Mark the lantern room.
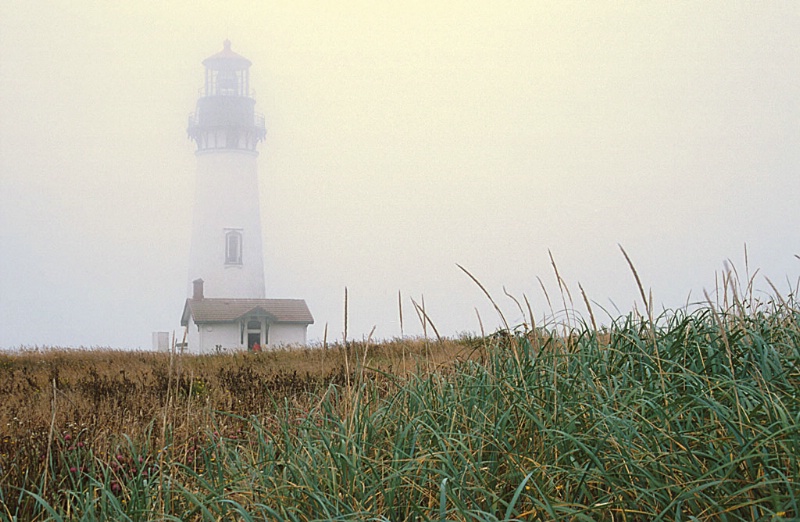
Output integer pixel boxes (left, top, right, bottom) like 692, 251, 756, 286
202, 39, 252, 97
187, 40, 266, 152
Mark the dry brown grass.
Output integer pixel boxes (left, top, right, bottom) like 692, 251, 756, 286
0, 337, 478, 505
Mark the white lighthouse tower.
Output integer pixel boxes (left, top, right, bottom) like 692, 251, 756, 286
180, 40, 314, 353
187, 40, 267, 298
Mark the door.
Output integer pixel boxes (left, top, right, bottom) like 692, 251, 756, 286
247, 319, 262, 351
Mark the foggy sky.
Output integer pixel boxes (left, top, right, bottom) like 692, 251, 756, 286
1, 3, 799, 349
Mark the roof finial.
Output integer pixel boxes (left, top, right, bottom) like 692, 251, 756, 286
223, 39, 231, 51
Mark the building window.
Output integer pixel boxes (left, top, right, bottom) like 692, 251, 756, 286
225, 229, 242, 265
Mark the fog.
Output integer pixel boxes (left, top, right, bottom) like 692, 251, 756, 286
1, 3, 799, 349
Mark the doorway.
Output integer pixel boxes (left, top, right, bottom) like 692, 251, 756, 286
246, 318, 268, 350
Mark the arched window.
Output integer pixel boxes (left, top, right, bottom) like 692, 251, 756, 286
225, 229, 242, 265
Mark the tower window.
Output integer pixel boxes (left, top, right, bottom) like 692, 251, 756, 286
225, 229, 243, 265
218, 70, 237, 96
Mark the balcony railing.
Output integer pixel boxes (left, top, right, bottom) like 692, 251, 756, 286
187, 108, 266, 132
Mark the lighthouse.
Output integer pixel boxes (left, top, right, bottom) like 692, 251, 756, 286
187, 39, 267, 298
181, 40, 313, 353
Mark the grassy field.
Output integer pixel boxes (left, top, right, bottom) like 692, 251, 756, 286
1, 286, 799, 520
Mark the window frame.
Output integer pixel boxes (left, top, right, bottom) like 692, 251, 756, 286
224, 228, 243, 265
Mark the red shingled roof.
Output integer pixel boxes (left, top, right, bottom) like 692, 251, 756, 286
181, 298, 313, 327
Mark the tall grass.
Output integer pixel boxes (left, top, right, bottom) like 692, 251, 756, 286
2, 291, 799, 520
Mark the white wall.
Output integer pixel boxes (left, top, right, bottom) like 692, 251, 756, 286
186, 317, 243, 354
198, 322, 244, 354
268, 323, 308, 347
185, 317, 200, 353
185, 318, 309, 353
188, 149, 266, 299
